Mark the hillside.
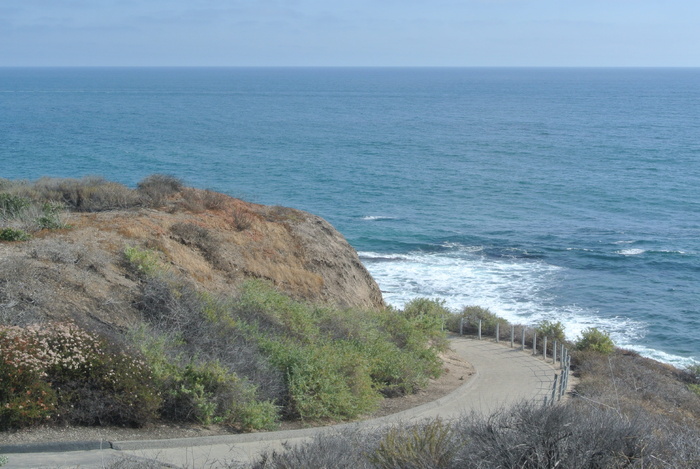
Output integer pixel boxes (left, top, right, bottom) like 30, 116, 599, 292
0, 177, 383, 331
1, 176, 451, 433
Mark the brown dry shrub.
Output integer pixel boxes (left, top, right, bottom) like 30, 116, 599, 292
201, 189, 229, 210
178, 188, 207, 213
28, 237, 110, 272
169, 222, 230, 271
16, 176, 143, 212
136, 174, 184, 207
231, 205, 256, 231
573, 349, 700, 428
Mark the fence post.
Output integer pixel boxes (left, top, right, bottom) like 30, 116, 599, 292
478, 320, 482, 340
560, 343, 565, 369
560, 354, 570, 398
543, 336, 547, 361
551, 373, 559, 405
532, 332, 537, 356
521, 327, 526, 351
459, 317, 464, 336
558, 368, 565, 399
510, 325, 514, 348
553, 340, 557, 364
495, 323, 500, 343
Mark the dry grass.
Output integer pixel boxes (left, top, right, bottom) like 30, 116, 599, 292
136, 174, 184, 207
572, 348, 700, 429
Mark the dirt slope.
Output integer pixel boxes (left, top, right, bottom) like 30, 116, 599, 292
0, 189, 383, 332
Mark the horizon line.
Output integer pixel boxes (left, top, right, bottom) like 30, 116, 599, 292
2, 65, 700, 69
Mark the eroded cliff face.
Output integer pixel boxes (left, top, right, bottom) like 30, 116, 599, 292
0, 189, 384, 331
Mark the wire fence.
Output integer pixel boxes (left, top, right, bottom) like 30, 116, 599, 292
458, 318, 571, 406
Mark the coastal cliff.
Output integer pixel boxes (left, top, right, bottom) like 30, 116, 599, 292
0, 182, 384, 331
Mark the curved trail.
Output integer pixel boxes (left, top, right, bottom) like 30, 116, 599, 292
2, 338, 562, 468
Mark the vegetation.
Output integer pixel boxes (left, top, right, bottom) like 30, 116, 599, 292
0, 322, 159, 429
446, 305, 508, 336
0, 227, 31, 241
576, 327, 615, 354
0, 174, 219, 215
241, 402, 700, 469
3, 175, 699, 469
0, 232, 446, 431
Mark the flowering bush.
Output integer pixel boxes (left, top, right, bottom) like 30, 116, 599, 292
0, 325, 57, 428
0, 322, 161, 429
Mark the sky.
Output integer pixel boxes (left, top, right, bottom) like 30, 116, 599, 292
1, 0, 699, 67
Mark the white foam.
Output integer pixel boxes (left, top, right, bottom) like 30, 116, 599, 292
359, 248, 696, 365
621, 345, 698, 369
361, 248, 564, 321
616, 248, 646, 256
361, 215, 395, 221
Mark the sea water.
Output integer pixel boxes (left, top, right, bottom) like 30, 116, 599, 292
1, 67, 698, 367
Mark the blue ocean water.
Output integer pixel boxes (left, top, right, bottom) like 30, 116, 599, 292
1, 67, 699, 367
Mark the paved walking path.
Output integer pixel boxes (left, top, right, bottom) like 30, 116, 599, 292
1, 338, 564, 469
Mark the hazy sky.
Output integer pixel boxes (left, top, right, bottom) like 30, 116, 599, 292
2, 0, 699, 67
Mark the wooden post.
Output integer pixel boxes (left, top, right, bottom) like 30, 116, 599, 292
560, 343, 565, 369
551, 373, 559, 405
559, 369, 565, 399
495, 323, 500, 343
553, 340, 557, 364
459, 317, 464, 336
533, 332, 537, 355
521, 327, 526, 351
478, 320, 482, 340
543, 336, 548, 361
510, 325, 515, 348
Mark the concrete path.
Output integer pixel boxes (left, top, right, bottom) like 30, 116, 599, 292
1, 338, 563, 469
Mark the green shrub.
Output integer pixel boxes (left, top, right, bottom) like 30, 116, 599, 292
36, 202, 66, 229
0, 193, 30, 218
403, 298, 451, 342
0, 192, 66, 233
369, 419, 457, 469
132, 278, 447, 425
535, 320, 565, 341
236, 399, 279, 431
447, 305, 508, 336
158, 360, 278, 430
535, 320, 566, 353
689, 384, 700, 398
236, 279, 321, 341
0, 228, 30, 241
130, 325, 278, 430
576, 327, 615, 354
263, 339, 380, 420
124, 246, 164, 277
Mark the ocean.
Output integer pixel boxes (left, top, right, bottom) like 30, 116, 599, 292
1, 67, 698, 367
